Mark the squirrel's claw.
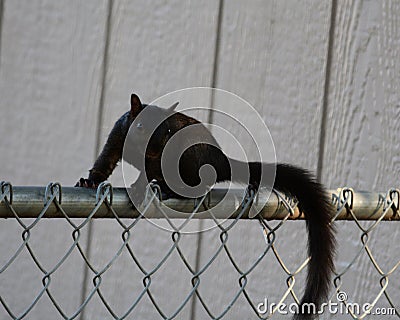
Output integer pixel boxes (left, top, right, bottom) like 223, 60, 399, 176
75, 177, 98, 189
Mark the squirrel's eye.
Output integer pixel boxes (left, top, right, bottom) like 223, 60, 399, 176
167, 128, 171, 134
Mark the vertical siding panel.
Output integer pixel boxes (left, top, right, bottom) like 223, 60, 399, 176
0, 1, 107, 318
82, 1, 219, 319
322, 0, 400, 316
194, 1, 332, 319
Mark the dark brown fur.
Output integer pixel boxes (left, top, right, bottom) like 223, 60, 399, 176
77, 94, 336, 319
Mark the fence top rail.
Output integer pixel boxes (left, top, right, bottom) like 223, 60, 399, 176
0, 184, 399, 221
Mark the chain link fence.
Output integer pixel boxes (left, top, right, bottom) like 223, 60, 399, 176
1, 181, 399, 319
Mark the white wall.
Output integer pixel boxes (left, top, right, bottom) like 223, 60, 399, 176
0, 1, 399, 319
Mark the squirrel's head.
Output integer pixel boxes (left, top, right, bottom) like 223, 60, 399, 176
125, 93, 180, 157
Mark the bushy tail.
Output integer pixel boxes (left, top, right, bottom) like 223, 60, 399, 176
221, 159, 336, 319
272, 164, 336, 319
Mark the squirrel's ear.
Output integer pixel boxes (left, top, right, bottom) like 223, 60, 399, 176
168, 101, 179, 111
130, 94, 143, 115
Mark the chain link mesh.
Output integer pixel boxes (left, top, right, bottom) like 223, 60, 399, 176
0, 181, 399, 319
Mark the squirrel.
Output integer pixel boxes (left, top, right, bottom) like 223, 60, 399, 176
76, 94, 336, 319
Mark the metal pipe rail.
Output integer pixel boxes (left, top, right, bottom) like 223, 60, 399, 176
1, 183, 399, 220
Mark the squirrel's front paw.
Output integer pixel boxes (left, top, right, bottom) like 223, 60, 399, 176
75, 178, 98, 189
